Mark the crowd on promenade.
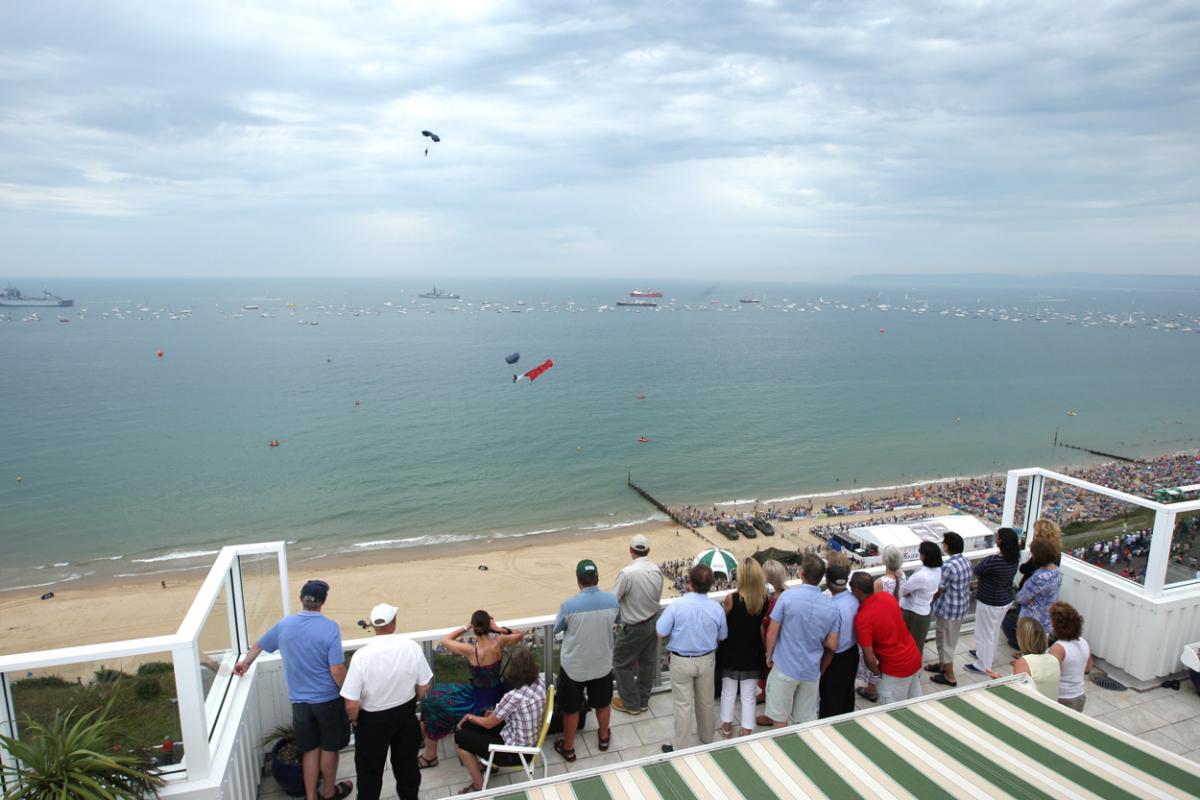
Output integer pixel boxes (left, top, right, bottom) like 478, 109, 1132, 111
231, 514, 1103, 799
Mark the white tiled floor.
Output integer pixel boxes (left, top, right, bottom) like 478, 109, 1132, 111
259, 631, 1200, 799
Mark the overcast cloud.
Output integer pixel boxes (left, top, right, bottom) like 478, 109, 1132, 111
1, 0, 1197, 279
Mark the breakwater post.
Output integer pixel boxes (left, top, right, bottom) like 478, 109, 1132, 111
1055, 439, 1136, 463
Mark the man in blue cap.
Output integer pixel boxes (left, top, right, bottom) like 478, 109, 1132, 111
235, 579, 352, 800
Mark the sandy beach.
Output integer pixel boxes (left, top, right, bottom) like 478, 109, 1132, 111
0, 492, 955, 659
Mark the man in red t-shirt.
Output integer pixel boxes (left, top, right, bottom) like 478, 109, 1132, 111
851, 571, 923, 705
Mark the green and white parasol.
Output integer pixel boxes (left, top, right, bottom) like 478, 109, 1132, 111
693, 547, 737, 577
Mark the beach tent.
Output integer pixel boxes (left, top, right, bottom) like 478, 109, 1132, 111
848, 513, 995, 564
693, 547, 737, 577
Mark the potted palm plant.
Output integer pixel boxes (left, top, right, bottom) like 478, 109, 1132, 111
262, 725, 305, 797
0, 706, 164, 799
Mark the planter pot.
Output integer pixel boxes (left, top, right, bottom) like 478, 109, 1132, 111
270, 738, 306, 797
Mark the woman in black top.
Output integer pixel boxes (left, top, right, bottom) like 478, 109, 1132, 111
965, 528, 1021, 677
718, 557, 768, 737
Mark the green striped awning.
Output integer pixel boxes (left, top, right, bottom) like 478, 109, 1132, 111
480, 679, 1200, 800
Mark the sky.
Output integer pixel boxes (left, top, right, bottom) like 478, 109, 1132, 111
1, 0, 1198, 280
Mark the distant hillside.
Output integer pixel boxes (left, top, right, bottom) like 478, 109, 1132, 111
848, 273, 1200, 290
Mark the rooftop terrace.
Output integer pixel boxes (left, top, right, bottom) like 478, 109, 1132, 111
258, 629, 1200, 800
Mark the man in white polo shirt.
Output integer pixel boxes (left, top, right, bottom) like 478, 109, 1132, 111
341, 603, 433, 800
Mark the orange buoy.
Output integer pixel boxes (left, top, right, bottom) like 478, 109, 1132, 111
269, 440, 280, 447
156, 350, 164, 357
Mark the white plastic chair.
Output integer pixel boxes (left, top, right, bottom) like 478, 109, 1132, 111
481, 684, 554, 789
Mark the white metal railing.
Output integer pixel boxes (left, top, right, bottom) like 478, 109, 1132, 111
0, 542, 290, 799
1002, 467, 1200, 680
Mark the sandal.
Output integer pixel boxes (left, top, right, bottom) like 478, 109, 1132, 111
856, 686, 878, 703
598, 732, 611, 751
739, 728, 754, 738
554, 738, 576, 762
930, 674, 957, 687
721, 723, 734, 739
328, 780, 354, 800
417, 754, 438, 769
460, 786, 481, 795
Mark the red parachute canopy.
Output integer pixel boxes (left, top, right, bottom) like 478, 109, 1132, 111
516, 359, 554, 383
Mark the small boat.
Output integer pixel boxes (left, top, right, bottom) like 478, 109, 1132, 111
715, 522, 739, 541
752, 519, 775, 536
616, 300, 657, 307
638, 436, 650, 443
734, 520, 757, 539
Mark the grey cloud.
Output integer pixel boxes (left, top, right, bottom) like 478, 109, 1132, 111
0, 0, 1197, 277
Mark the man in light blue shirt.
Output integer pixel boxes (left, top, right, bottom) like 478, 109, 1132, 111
656, 564, 728, 751
235, 579, 352, 800
818, 564, 860, 718
765, 555, 838, 726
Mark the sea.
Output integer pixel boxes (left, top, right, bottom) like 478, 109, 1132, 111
2, 276, 1198, 591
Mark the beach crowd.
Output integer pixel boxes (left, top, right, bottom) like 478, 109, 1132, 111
233, 515, 1101, 799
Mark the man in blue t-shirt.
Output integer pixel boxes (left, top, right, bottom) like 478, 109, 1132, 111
765, 554, 838, 726
235, 579, 352, 800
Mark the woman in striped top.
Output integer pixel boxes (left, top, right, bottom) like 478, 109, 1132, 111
966, 528, 1021, 678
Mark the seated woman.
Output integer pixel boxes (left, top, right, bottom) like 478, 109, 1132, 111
418, 610, 525, 768
1012, 617, 1060, 701
1048, 601, 1092, 711
453, 647, 547, 794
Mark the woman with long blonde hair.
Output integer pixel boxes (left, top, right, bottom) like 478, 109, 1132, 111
718, 558, 769, 737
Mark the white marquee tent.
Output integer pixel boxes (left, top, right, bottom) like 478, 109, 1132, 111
847, 513, 995, 563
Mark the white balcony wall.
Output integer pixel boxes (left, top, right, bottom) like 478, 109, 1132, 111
1059, 558, 1200, 681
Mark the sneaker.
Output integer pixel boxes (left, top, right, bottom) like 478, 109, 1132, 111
963, 663, 986, 674
968, 649, 978, 659
612, 698, 643, 715
661, 744, 674, 753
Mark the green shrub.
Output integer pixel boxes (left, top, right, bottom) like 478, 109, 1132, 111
136, 661, 174, 676
13, 675, 72, 690
133, 677, 162, 702
93, 668, 126, 684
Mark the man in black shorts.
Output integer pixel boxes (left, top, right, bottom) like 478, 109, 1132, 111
551, 559, 621, 761
235, 580, 352, 800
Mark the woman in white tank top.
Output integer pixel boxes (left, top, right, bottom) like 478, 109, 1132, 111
1049, 602, 1093, 711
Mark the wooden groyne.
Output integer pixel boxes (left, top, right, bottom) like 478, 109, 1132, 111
627, 473, 694, 529
1054, 434, 1136, 463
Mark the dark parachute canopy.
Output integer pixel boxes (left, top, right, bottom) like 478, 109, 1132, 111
421, 130, 441, 143
505, 352, 520, 365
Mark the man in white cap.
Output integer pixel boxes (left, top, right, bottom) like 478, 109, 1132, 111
611, 533, 664, 715
340, 603, 432, 800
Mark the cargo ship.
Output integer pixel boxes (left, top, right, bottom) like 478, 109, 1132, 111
629, 289, 662, 298
0, 286, 74, 307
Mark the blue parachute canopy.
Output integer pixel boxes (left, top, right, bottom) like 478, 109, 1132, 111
504, 352, 520, 365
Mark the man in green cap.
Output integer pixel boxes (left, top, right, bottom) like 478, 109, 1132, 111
551, 559, 621, 762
